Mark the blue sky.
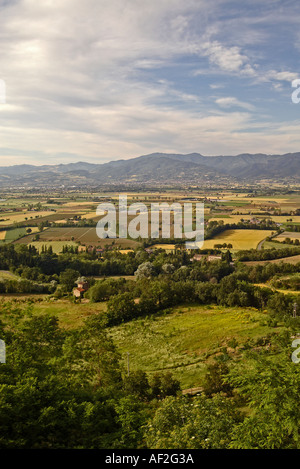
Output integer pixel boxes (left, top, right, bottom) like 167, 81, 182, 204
0, 0, 300, 165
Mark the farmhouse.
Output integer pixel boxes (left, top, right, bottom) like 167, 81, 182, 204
73, 279, 89, 299
73, 287, 86, 299
207, 255, 222, 262
249, 217, 261, 225
191, 254, 222, 262
191, 254, 205, 261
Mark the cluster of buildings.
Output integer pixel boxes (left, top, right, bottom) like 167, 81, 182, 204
73, 278, 89, 299
78, 245, 104, 255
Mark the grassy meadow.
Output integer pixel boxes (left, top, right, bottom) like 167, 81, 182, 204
108, 304, 280, 389
5, 298, 279, 390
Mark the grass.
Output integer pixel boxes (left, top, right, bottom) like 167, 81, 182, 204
109, 304, 278, 389
217, 201, 250, 207
30, 299, 107, 329
0, 270, 20, 281
27, 240, 78, 254
244, 254, 300, 265
6, 298, 279, 389
0, 228, 27, 244
262, 240, 300, 250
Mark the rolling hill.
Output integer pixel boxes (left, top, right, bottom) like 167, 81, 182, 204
0, 151, 299, 188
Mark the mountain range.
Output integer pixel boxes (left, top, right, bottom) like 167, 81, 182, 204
0, 152, 299, 188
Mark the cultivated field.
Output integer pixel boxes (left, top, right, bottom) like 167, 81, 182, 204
244, 254, 300, 265
0, 190, 299, 257
276, 231, 300, 240
13, 226, 141, 249
0, 210, 52, 225
202, 229, 273, 250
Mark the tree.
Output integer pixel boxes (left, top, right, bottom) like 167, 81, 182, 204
144, 394, 242, 449
228, 345, 300, 449
221, 250, 232, 264
106, 292, 138, 325
59, 269, 80, 291
149, 371, 181, 399
161, 263, 175, 275
203, 361, 233, 397
62, 314, 122, 389
134, 262, 155, 279
123, 370, 150, 400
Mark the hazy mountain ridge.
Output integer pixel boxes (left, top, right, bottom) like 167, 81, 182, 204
0, 152, 299, 187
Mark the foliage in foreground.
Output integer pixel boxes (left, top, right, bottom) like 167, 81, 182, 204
0, 300, 299, 449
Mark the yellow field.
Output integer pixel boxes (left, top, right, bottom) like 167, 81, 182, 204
232, 197, 291, 203
152, 244, 176, 251
268, 216, 300, 223
0, 211, 51, 225
231, 209, 267, 215
26, 226, 40, 233
63, 202, 97, 207
208, 215, 254, 223
208, 214, 300, 225
82, 211, 98, 219
0, 231, 6, 240
203, 229, 273, 250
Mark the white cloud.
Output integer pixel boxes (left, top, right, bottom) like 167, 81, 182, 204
199, 41, 248, 73
0, 0, 299, 164
215, 97, 254, 111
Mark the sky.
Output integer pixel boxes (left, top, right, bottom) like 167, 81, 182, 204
1, 0, 300, 166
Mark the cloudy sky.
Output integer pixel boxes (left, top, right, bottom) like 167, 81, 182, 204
0, 0, 300, 165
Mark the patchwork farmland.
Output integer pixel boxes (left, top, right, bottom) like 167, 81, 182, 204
13, 226, 140, 250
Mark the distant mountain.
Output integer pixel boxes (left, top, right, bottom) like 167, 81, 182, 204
0, 152, 299, 188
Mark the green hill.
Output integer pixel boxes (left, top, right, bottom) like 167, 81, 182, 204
108, 304, 281, 389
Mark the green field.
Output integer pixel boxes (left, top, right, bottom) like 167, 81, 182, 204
12, 299, 279, 389
261, 240, 300, 250
27, 240, 78, 254
108, 304, 278, 389
0, 227, 27, 244
0, 270, 19, 281
31, 299, 107, 329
